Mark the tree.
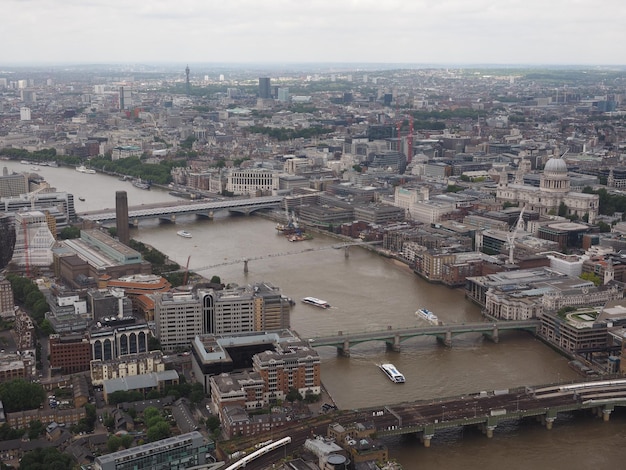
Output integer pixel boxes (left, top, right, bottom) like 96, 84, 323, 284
286, 388, 301, 402
58, 225, 81, 239
107, 435, 122, 452
206, 415, 221, 434
580, 272, 602, 286
0, 379, 45, 412
147, 420, 171, 441
558, 202, 568, 217
210, 275, 222, 285
19, 447, 72, 470
598, 221, 611, 233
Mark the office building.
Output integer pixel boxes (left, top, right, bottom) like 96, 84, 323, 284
258, 77, 271, 99
155, 283, 290, 352
0, 215, 15, 270
19, 107, 31, 121
0, 167, 28, 197
90, 321, 150, 361
11, 211, 55, 268
49, 334, 92, 374
0, 276, 14, 319
94, 431, 209, 470
226, 168, 279, 196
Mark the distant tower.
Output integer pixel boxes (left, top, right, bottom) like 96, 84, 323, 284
185, 65, 190, 95
259, 77, 271, 99
115, 191, 129, 246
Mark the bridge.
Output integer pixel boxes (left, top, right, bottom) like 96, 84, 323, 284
80, 195, 283, 224
338, 378, 626, 447
307, 320, 540, 356
181, 240, 382, 274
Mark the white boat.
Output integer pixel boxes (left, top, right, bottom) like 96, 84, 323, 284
301, 297, 330, 309
416, 307, 439, 325
76, 165, 96, 174
379, 363, 405, 383
177, 230, 192, 238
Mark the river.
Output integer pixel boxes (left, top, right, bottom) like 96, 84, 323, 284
5, 160, 626, 468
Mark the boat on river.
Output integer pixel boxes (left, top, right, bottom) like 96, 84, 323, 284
416, 307, 440, 325
177, 230, 192, 238
301, 297, 330, 309
76, 165, 96, 174
379, 363, 405, 383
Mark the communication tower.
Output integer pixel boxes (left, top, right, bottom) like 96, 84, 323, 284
185, 65, 190, 95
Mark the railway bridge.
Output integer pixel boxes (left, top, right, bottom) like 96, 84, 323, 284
346, 378, 626, 447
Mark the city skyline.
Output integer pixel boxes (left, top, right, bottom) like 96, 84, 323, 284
3, 0, 626, 66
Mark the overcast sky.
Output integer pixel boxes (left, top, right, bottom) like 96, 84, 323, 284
4, 0, 626, 66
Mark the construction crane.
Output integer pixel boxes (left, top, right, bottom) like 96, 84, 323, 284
506, 206, 526, 265
182, 255, 191, 286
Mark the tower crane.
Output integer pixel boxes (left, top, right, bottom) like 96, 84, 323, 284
506, 206, 526, 265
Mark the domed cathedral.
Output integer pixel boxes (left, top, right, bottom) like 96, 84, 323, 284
497, 156, 599, 223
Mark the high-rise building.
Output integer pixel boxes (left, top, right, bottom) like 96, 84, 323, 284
0, 276, 15, 319
155, 283, 291, 352
11, 211, 55, 268
0, 167, 28, 197
115, 191, 129, 245
19, 107, 31, 121
258, 77, 271, 99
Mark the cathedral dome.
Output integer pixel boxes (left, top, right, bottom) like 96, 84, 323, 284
544, 157, 568, 173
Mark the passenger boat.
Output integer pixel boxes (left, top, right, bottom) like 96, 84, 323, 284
301, 297, 330, 309
76, 165, 96, 174
379, 363, 405, 383
132, 178, 151, 190
415, 307, 440, 325
176, 230, 192, 238
78, 197, 85, 202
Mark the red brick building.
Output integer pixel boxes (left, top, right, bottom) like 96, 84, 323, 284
49, 334, 92, 374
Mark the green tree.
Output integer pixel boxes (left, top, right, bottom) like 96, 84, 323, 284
580, 272, 602, 286
107, 435, 122, 452
210, 275, 221, 285
120, 433, 134, 449
286, 388, 301, 402
0, 379, 45, 412
19, 447, 73, 470
58, 225, 81, 239
558, 201, 568, 217
206, 415, 221, 434
598, 221, 612, 232
147, 420, 171, 441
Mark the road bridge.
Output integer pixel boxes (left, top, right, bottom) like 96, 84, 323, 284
80, 196, 283, 224
344, 378, 626, 447
307, 320, 539, 356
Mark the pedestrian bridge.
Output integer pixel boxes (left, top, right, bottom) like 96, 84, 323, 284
307, 320, 539, 356
80, 195, 283, 224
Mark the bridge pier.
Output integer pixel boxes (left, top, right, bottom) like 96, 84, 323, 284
421, 434, 434, 448
344, 246, 350, 258
132, 219, 139, 227
243, 259, 248, 273
386, 335, 402, 352
483, 325, 499, 343
170, 214, 176, 222
436, 331, 452, 347
603, 409, 612, 422
337, 339, 350, 357
544, 417, 556, 430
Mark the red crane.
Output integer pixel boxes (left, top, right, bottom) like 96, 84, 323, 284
183, 255, 191, 285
